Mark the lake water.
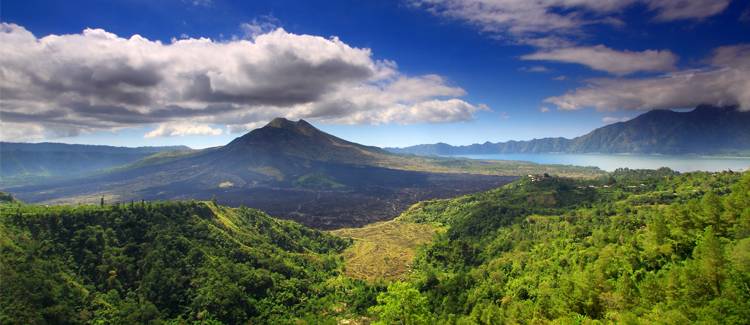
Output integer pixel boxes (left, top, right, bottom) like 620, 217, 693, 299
451, 153, 750, 172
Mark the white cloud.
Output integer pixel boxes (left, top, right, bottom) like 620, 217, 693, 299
522, 45, 677, 75
602, 116, 631, 124
145, 122, 224, 138
405, 99, 488, 123
240, 15, 281, 39
0, 23, 484, 141
227, 121, 267, 134
519, 65, 550, 73
0, 122, 45, 141
544, 44, 750, 111
539, 106, 551, 113
518, 36, 576, 49
648, 0, 731, 21
412, 0, 730, 46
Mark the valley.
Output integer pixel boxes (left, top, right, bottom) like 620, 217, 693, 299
3, 169, 748, 323
0, 142, 192, 187
1, 118, 600, 228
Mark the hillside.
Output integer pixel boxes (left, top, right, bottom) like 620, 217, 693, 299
0, 200, 370, 324
0, 142, 191, 186
5, 170, 747, 324
362, 169, 750, 323
2, 118, 601, 228
389, 105, 750, 156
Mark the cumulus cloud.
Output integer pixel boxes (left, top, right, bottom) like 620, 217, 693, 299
413, 0, 730, 45
144, 122, 224, 138
0, 122, 45, 141
240, 15, 281, 39
522, 45, 677, 75
544, 44, 750, 111
294, 75, 488, 125
0, 23, 484, 141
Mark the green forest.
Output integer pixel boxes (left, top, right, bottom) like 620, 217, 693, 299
2, 169, 749, 324
0, 200, 377, 324
393, 169, 750, 324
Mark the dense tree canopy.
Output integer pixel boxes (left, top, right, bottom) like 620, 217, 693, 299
394, 169, 750, 323
0, 201, 376, 324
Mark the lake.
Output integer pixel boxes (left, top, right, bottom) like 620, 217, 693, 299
451, 153, 750, 172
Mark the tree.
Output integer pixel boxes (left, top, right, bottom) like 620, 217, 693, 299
690, 227, 726, 298
369, 282, 433, 325
701, 192, 724, 234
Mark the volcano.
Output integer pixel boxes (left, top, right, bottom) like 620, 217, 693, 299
7, 118, 516, 228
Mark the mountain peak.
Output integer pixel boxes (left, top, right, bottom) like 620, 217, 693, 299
222, 116, 390, 166
266, 117, 296, 128
264, 117, 316, 133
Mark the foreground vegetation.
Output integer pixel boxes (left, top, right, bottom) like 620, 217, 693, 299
0, 200, 379, 324
380, 168, 750, 323
2, 168, 748, 324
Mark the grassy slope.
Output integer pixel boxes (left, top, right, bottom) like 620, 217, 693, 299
331, 220, 443, 281
329, 173, 610, 284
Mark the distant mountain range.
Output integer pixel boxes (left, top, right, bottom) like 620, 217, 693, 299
387, 105, 750, 156
0, 142, 190, 183
5, 118, 538, 228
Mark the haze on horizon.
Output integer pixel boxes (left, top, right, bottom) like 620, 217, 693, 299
1, 0, 749, 149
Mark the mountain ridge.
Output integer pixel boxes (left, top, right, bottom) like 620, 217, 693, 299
0, 142, 192, 184
0, 142, 190, 153
387, 105, 750, 156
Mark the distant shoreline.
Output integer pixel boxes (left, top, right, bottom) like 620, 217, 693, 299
445, 153, 750, 173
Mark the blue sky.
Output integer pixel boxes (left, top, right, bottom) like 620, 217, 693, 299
1, 0, 749, 148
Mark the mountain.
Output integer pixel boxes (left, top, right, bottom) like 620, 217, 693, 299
388, 105, 750, 156
567, 105, 750, 154
0, 142, 191, 185
4, 118, 534, 228
225, 117, 391, 165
